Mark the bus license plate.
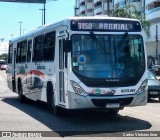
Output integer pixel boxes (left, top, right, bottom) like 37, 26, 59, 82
106, 103, 120, 108
150, 91, 158, 95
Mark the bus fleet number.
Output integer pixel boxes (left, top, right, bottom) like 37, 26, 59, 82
78, 23, 92, 30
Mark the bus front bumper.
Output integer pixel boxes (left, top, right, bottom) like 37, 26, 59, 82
67, 90, 148, 109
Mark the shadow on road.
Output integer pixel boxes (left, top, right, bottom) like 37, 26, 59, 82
2, 97, 152, 137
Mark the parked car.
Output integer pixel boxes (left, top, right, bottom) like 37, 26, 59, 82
0, 64, 7, 71
149, 65, 160, 76
148, 71, 160, 102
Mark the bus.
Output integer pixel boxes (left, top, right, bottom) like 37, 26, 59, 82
7, 16, 148, 115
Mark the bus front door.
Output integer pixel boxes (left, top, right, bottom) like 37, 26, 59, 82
12, 48, 16, 92
58, 38, 67, 106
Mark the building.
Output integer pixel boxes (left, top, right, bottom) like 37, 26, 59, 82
75, 0, 160, 64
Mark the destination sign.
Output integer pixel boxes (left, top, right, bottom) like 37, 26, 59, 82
71, 19, 141, 32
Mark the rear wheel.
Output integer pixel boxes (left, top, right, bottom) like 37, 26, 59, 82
18, 81, 26, 103
158, 97, 160, 102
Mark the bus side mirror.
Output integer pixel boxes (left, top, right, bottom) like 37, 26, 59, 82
63, 40, 72, 52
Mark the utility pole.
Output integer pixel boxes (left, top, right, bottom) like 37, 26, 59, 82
42, 0, 58, 25
18, 21, 23, 36
10, 34, 14, 40
22, 29, 25, 35
74, 0, 79, 16
156, 25, 158, 64
43, 2, 46, 25
39, 8, 44, 25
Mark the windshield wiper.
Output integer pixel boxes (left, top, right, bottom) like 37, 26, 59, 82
89, 31, 106, 53
121, 32, 129, 47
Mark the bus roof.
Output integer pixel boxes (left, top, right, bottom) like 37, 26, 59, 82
10, 16, 140, 42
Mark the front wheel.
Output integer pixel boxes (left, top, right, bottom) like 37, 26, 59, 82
107, 109, 119, 115
51, 94, 63, 116
47, 83, 64, 116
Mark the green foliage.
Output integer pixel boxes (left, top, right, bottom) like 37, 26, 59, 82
0, 53, 8, 61
112, 3, 151, 37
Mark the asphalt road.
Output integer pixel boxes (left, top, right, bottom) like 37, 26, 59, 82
0, 70, 160, 139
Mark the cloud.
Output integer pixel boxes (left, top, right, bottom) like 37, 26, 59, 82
0, 41, 9, 55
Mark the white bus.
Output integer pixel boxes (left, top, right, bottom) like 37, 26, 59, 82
7, 16, 148, 115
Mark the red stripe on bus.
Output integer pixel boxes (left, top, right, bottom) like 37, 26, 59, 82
26, 70, 45, 79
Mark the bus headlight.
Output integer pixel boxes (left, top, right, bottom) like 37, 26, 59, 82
136, 79, 148, 94
70, 80, 87, 96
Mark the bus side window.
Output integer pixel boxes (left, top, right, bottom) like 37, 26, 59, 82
16, 43, 21, 63
21, 40, 27, 63
27, 40, 32, 62
8, 43, 13, 64
44, 31, 55, 61
34, 35, 44, 62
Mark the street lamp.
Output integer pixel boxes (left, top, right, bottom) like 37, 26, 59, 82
40, 0, 58, 25
74, 0, 79, 16
39, 8, 44, 25
43, 2, 46, 25
0, 38, 4, 42
74, 7, 79, 16
156, 25, 159, 64
18, 21, 23, 36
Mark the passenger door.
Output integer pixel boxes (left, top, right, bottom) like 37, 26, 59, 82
58, 37, 68, 106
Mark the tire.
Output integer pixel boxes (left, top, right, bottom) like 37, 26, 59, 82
107, 109, 119, 115
18, 81, 26, 103
47, 83, 53, 106
159, 97, 160, 102
47, 83, 63, 116
12, 80, 16, 92
51, 93, 64, 116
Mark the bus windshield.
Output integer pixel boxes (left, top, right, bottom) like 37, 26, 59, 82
71, 34, 145, 87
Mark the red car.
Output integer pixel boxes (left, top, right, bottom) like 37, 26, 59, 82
0, 64, 7, 70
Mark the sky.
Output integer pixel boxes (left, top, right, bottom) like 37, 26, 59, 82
0, 0, 75, 54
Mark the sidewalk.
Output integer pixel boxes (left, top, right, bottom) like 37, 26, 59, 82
0, 74, 17, 98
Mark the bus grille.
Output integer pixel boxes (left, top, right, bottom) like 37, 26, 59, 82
91, 97, 133, 107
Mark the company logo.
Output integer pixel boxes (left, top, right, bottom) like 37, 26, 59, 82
1, 132, 42, 138
2, 132, 11, 137
121, 89, 136, 93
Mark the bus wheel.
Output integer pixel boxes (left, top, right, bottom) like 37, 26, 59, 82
51, 94, 63, 116
107, 109, 119, 115
47, 83, 53, 106
47, 83, 63, 116
18, 81, 26, 103
12, 80, 16, 92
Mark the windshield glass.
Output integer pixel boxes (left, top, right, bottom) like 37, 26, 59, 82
71, 34, 145, 87
148, 71, 156, 80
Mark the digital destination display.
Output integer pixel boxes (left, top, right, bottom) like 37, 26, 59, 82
71, 19, 141, 32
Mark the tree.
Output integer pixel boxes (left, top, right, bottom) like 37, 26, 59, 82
112, 3, 151, 37
0, 53, 8, 61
